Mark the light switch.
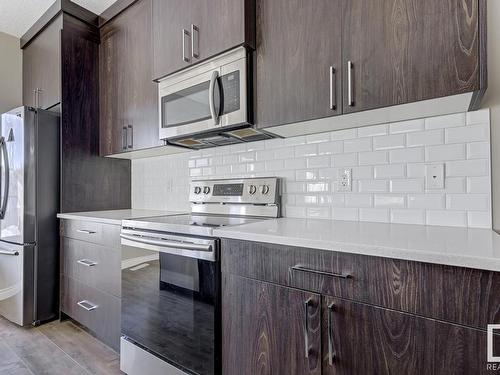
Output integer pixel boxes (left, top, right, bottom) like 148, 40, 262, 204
426, 164, 445, 189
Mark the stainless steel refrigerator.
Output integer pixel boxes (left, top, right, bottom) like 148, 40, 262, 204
0, 107, 60, 326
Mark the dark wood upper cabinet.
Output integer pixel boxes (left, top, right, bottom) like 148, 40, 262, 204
342, 0, 483, 114
22, 16, 62, 109
255, 0, 342, 129
100, 0, 160, 156
223, 274, 321, 375
152, 0, 255, 81
322, 296, 496, 375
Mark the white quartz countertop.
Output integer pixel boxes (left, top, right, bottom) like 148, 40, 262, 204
57, 209, 185, 225
213, 218, 500, 272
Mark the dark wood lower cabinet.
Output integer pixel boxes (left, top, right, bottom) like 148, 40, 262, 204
222, 274, 321, 375
322, 296, 494, 375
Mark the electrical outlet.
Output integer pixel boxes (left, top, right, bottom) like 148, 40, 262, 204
426, 163, 445, 189
337, 168, 352, 192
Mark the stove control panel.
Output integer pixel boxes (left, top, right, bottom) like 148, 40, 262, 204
189, 178, 280, 205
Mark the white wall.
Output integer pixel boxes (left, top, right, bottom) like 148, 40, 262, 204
484, 0, 500, 230
132, 110, 492, 228
0, 32, 21, 114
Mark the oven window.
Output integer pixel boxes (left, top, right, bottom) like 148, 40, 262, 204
162, 80, 215, 128
122, 247, 219, 375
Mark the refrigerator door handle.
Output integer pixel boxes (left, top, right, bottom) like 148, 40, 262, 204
0, 137, 9, 219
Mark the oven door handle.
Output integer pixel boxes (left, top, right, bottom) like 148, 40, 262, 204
120, 234, 213, 253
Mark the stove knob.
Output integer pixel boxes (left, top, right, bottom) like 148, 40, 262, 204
248, 184, 257, 195
260, 185, 270, 195
203, 186, 211, 195
194, 186, 202, 195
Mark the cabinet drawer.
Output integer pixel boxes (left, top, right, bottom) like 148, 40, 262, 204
61, 238, 121, 297
222, 239, 500, 330
60, 219, 121, 248
61, 276, 120, 350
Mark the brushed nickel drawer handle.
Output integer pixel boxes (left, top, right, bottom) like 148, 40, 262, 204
304, 297, 313, 358
327, 302, 336, 365
0, 249, 19, 256
77, 300, 98, 311
77, 259, 98, 267
76, 229, 96, 235
291, 265, 351, 279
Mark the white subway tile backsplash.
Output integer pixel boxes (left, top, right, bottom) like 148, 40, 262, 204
390, 209, 425, 225
389, 119, 425, 134
425, 144, 465, 162
360, 208, 390, 222
446, 159, 489, 177
467, 176, 490, 194
425, 113, 465, 129
446, 194, 489, 211
374, 164, 405, 179
406, 129, 444, 147
358, 151, 388, 166
390, 179, 424, 193
331, 128, 357, 141
374, 194, 406, 208
445, 124, 489, 144
332, 207, 359, 221
426, 210, 467, 227
408, 194, 445, 209
318, 141, 343, 155
358, 180, 389, 193
358, 124, 388, 137
389, 148, 424, 163
467, 142, 490, 159
332, 153, 358, 167
132, 109, 491, 228
466, 109, 489, 125
344, 137, 372, 153
373, 134, 405, 150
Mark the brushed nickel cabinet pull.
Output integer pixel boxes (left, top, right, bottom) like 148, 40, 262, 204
0, 249, 19, 256
127, 125, 133, 149
329, 66, 336, 110
122, 126, 128, 150
347, 61, 354, 106
77, 259, 98, 267
191, 24, 199, 59
328, 302, 336, 365
304, 297, 313, 358
291, 265, 351, 279
182, 29, 190, 63
76, 229, 97, 235
77, 300, 98, 311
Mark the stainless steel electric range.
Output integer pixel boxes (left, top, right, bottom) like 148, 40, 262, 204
119, 177, 281, 375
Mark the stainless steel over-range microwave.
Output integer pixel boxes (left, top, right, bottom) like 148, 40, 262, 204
158, 47, 257, 148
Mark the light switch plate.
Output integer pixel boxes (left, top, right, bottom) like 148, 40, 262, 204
337, 168, 352, 192
426, 164, 445, 189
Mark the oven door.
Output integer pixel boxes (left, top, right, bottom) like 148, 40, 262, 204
159, 56, 247, 140
120, 230, 220, 375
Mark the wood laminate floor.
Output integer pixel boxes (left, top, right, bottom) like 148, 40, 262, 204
0, 317, 122, 375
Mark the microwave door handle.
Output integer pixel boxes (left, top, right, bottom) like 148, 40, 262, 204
209, 71, 220, 125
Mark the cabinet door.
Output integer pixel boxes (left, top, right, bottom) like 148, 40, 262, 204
223, 274, 321, 375
322, 296, 496, 375
152, 0, 193, 80
124, 0, 160, 151
22, 16, 62, 109
255, 0, 342, 129
99, 13, 127, 155
100, 0, 160, 156
191, 0, 253, 64
342, 0, 481, 114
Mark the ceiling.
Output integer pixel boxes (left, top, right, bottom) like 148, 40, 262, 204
0, 0, 118, 38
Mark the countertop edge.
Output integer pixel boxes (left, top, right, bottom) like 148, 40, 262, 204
57, 213, 123, 225
214, 229, 500, 273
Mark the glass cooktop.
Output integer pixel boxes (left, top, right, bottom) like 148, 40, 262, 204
138, 214, 263, 227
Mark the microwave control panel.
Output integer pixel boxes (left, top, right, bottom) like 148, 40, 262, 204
220, 71, 240, 115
